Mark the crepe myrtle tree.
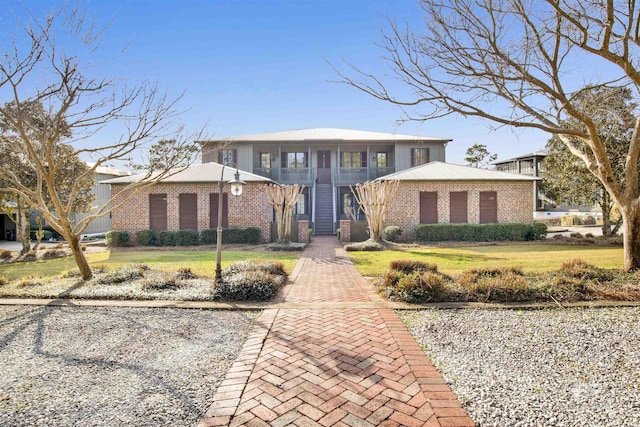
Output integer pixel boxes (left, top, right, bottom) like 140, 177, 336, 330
338, 0, 640, 271
0, 5, 201, 280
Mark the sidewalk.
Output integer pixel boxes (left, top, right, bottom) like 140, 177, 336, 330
198, 236, 474, 427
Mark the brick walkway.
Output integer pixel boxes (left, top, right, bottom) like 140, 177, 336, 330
198, 237, 475, 427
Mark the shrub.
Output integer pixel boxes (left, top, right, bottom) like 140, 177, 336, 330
18, 251, 38, 262
344, 239, 385, 251
223, 259, 286, 277
199, 228, 216, 244
176, 267, 197, 280
389, 260, 437, 274
583, 215, 596, 225
223, 228, 245, 243
96, 264, 148, 284
141, 271, 179, 291
0, 276, 8, 286
215, 270, 286, 301
457, 266, 532, 302
243, 227, 262, 244
0, 249, 12, 260
135, 229, 157, 246
558, 259, 612, 281
570, 232, 584, 239
561, 215, 582, 226
42, 249, 67, 260
156, 231, 177, 247
383, 226, 402, 242
175, 229, 199, 246
106, 231, 130, 247
16, 275, 44, 287
414, 223, 545, 242
377, 270, 450, 303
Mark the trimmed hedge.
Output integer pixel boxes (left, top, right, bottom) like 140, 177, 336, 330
414, 222, 547, 242
131, 227, 262, 247
106, 230, 130, 247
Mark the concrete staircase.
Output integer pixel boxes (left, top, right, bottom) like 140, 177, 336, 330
314, 184, 335, 235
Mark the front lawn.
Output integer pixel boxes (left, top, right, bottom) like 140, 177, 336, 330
0, 248, 299, 281
348, 243, 624, 277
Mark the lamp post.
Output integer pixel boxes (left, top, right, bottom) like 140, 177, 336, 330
215, 162, 245, 283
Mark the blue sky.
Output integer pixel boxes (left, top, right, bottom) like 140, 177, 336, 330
2, 0, 546, 164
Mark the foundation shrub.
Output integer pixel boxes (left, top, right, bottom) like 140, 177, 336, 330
414, 223, 545, 242
135, 229, 156, 246
383, 226, 402, 242
175, 230, 199, 246
199, 227, 262, 245
106, 230, 129, 247
389, 260, 438, 274
156, 231, 177, 247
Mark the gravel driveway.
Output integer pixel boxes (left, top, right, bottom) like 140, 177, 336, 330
402, 307, 640, 427
0, 305, 258, 427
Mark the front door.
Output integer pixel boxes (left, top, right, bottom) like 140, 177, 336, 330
317, 150, 331, 184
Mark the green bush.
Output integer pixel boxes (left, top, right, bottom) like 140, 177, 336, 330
383, 226, 402, 242
135, 230, 157, 246
175, 229, 199, 246
414, 223, 546, 242
243, 227, 262, 244
200, 227, 262, 245
156, 231, 177, 247
106, 231, 130, 247
389, 260, 437, 274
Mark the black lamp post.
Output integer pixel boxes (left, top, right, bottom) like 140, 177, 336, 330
215, 162, 245, 283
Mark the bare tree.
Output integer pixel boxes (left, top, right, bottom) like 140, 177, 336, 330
0, 6, 200, 279
338, 0, 640, 271
350, 180, 399, 242
266, 184, 304, 244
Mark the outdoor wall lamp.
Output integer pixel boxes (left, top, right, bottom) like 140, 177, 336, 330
215, 162, 245, 283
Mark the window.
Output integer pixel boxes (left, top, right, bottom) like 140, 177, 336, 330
376, 152, 387, 168
219, 149, 236, 164
341, 152, 366, 168
411, 148, 430, 166
282, 152, 307, 170
295, 193, 306, 215
260, 153, 271, 169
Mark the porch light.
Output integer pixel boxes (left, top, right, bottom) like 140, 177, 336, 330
215, 162, 245, 283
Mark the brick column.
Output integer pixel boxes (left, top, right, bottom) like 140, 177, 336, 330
339, 220, 351, 243
298, 220, 309, 243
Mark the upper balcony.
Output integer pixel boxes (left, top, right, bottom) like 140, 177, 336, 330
252, 166, 396, 185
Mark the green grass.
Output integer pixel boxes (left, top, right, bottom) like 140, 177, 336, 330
348, 244, 624, 277
0, 249, 299, 280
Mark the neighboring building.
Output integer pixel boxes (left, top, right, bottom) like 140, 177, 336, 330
104, 163, 273, 243
380, 162, 536, 240
200, 128, 451, 235
76, 164, 131, 236
493, 150, 601, 218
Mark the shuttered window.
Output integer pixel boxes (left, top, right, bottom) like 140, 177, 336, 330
209, 193, 229, 228
419, 191, 438, 224
449, 191, 468, 223
479, 191, 498, 224
149, 194, 168, 231
179, 193, 198, 230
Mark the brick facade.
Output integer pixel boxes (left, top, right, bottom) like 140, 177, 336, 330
111, 183, 273, 243
385, 181, 534, 241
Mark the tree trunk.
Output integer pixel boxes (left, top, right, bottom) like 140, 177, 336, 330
17, 206, 31, 255
621, 205, 640, 272
68, 234, 93, 280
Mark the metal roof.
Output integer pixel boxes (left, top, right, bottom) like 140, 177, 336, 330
101, 162, 272, 184
200, 128, 451, 144
379, 161, 538, 181
493, 150, 548, 165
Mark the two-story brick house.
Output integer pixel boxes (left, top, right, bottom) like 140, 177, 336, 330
201, 128, 451, 235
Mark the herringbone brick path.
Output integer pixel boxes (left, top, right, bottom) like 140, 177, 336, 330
198, 237, 474, 426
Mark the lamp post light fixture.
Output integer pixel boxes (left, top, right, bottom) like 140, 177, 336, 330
215, 162, 245, 283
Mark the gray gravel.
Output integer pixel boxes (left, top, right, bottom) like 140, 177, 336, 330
401, 307, 640, 427
0, 305, 258, 427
